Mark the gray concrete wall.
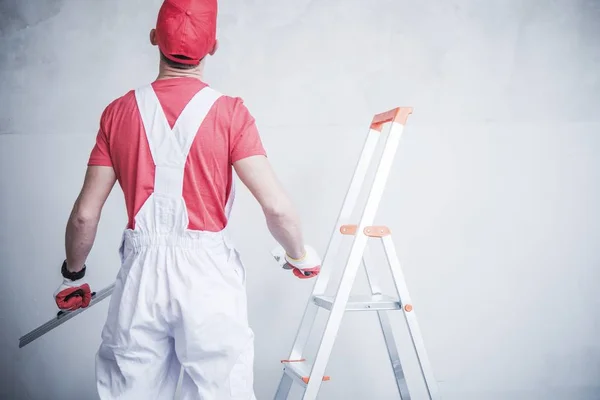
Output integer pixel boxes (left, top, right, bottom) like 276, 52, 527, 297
1, 0, 600, 399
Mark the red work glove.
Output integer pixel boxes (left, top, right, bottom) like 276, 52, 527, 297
53, 260, 92, 311
281, 246, 322, 279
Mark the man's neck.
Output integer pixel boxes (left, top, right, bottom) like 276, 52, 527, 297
156, 61, 205, 81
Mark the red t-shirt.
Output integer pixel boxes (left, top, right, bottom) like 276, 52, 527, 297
88, 77, 266, 232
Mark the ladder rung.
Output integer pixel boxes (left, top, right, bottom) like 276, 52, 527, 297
313, 294, 401, 311
281, 359, 331, 386
340, 224, 391, 237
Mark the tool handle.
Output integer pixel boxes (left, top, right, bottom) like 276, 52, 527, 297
271, 247, 311, 276
56, 291, 97, 318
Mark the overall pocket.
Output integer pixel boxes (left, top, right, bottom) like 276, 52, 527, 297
223, 236, 247, 287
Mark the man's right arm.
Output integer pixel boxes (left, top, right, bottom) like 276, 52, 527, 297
233, 155, 305, 260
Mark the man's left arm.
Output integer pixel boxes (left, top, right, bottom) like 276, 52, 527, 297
65, 165, 116, 273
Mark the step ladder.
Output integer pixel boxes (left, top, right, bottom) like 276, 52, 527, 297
271, 107, 439, 400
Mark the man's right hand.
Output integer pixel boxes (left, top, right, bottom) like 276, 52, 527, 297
284, 245, 321, 279
54, 260, 93, 311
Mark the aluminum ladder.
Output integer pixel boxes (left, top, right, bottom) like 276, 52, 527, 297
271, 107, 439, 400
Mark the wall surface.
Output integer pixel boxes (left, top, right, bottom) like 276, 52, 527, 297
2, 0, 600, 399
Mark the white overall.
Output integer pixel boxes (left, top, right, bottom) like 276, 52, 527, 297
95, 84, 256, 400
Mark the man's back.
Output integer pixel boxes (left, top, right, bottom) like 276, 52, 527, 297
56, 2, 321, 397
88, 77, 266, 231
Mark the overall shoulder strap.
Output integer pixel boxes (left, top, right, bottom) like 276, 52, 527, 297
134, 84, 175, 164
172, 86, 222, 159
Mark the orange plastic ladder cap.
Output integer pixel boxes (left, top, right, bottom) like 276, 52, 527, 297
394, 107, 413, 125
370, 107, 413, 131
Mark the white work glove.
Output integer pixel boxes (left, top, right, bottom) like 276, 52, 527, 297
271, 245, 321, 279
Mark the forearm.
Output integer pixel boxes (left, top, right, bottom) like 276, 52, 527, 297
232, 155, 307, 258
264, 203, 305, 259
65, 210, 99, 273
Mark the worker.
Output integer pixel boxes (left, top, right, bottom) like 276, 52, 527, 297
52, 0, 322, 398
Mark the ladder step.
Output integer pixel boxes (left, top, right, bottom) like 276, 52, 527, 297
313, 294, 401, 311
280, 359, 331, 386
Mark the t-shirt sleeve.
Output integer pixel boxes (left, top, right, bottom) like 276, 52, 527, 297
229, 98, 267, 164
87, 106, 113, 167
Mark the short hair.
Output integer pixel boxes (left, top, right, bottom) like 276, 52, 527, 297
160, 52, 200, 70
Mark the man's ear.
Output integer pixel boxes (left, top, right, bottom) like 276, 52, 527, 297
209, 39, 219, 55
150, 28, 158, 46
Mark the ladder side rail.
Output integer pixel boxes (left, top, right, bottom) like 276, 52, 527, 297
303, 118, 408, 399
382, 234, 439, 400
285, 128, 381, 363
363, 245, 411, 399
273, 374, 294, 400
313, 128, 382, 295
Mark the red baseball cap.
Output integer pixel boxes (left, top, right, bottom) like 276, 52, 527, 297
155, 0, 218, 65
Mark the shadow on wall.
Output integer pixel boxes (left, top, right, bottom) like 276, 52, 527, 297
0, 0, 63, 35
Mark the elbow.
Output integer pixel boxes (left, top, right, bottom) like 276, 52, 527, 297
263, 199, 292, 220
70, 208, 100, 227
263, 205, 286, 220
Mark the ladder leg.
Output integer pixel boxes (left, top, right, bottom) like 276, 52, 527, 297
283, 129, 381, 363
287, 302, 320, 362
382, 236, 439, 400
304, 123, 404, 398
303, 238, 366, 400
274, 372, 294, 400
362, 248, 411, 399
273, 129, 381, 400
376, 310, 411, 400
